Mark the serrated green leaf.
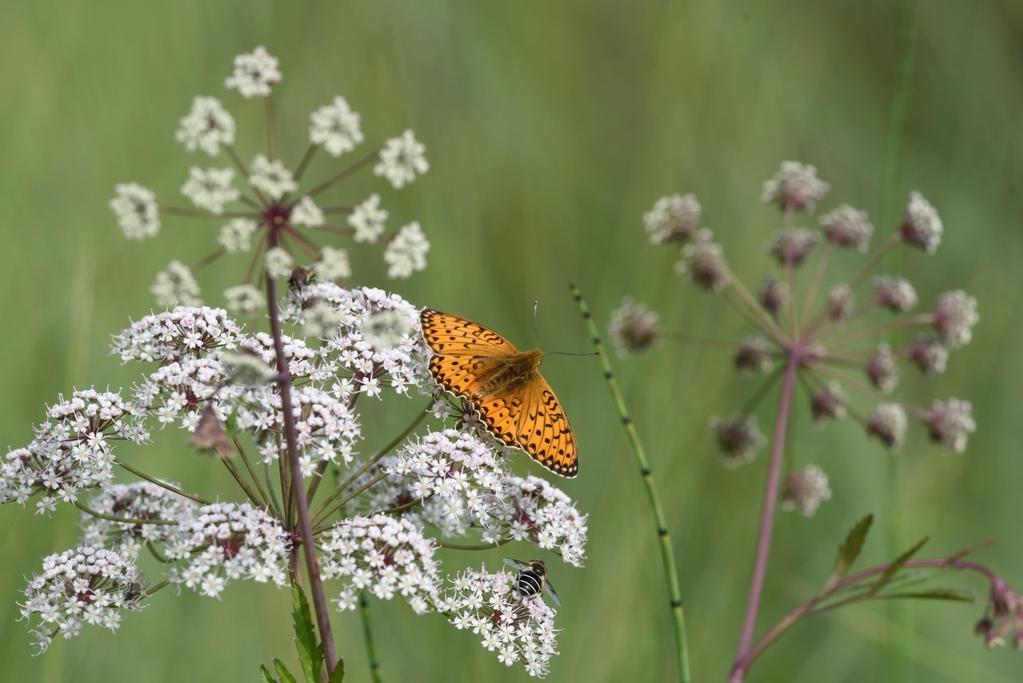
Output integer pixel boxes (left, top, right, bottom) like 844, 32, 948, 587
823, 514, 873, 591
291, 584, 324, 683
273, 659, 300, 683
260, 664, 279, 683
875, 587, 976, 603
326, 657, 345, 683
867, 536, 928, 597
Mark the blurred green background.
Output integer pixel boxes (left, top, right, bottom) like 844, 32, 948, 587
1, 1, 1021, 681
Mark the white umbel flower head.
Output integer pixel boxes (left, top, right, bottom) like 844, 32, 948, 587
313, 246, 351, 282
291, 195, 324, 228
225, 46, 281, 98
218, 218, 258, 253
374, 130, 429, 188
165, 502, 290, 597
249, 155, 297, 200
643, 193, 702, 245
111, 183, 160, 240
285, 284, 427, 395
181, 167, 239, 214
933, 290, 979, 349
310, 96, 363, 156
152, 261, 202, 307
819, 204, 873, 251
320, 514, 441, 615
1, 389, 147, 514
20, 546, 145, 654
781, 465, 832, 517
176, 97, 235, 156
873, 276, 918, 312
677, 229, 729, 292
761, 161, 830, 212
235, 384, 360, 468
608, 297, 660, 356
133, 356, 231, 431
443, 566, 559, 678
711, 415, 765, 468
111, 306, 241, 363
80, 483, 198, 556
264, 247, 294, 280
866, 402, 908, 452
924, 398, 976, 453
349, 193, 388, 243
900, 191, 943, 254
224, 284, 264, 316
384, 222, 430, 278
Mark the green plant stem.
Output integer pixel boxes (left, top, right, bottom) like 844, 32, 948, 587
74, 501, 177, 526
359, 593, 383, 683
313, 472, 389, 529
219, 453, 265, 508
437, 538, 510, 551
114, 459, 211, 504
570, 283, 692, 683
233, 435, 273, 509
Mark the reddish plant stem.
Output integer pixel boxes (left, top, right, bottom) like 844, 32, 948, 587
733, 352, 801, 668
730, 556, 996, 680
265, 255, 339, 674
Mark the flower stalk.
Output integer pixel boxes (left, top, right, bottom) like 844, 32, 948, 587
265, 268, 339, 675
571, 283, 692, 683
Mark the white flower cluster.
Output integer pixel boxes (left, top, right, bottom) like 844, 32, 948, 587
235, 385, 360, 472
761, 161, 830, 212
291, 196, 324, 228
134, 357, 231, 431
111, 307, 242, 363
643, 193, 701, 245
176, 96, 235, 156
218, 217, 258, 253
442, 567, 558, 678
320, 514, 441, 615
1, 390, 147, 514
80, 483, 198, 556
20, 546, 146, 653
290, 284, 429, 395
151, 261, 202, 308
110, 183, 160, 240
249, 155, 297, 200
181, 167, 238, 214
374, 130, 429, 189
165, 502, 289, 598
225, 46, 281, 98
384, 222, 430, 279
309, 96, 363, 157
501, 477, 588, 567
376, 431, 588, 566
349, 193, 387, 243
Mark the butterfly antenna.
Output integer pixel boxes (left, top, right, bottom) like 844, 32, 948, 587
545, 350, 599, 358
532, 299, 541, 348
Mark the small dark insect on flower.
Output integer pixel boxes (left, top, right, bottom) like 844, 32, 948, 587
503, 558, 562, 607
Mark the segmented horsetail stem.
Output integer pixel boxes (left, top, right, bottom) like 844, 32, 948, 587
570, 283, 693, 683
359, 592, 383, 683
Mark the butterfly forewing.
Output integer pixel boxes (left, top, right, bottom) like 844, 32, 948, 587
421, 309, 518, 357
420, 309, 579, 478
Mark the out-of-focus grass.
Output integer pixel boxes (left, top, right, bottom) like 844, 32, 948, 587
1, 1, 1021, 681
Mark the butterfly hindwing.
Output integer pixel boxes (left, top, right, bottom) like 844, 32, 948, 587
518, 377, 579, 477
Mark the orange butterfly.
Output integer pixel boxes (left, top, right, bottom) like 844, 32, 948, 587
420, 309, 579, 478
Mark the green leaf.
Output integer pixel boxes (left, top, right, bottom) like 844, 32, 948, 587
260, 665, 279, 683
326, 657, 346, 683
273, 659, 300, 683
291, 584, 324, 683
867, 536, 928, 597
823, 514, 873, 591
875, 587, 976, 603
